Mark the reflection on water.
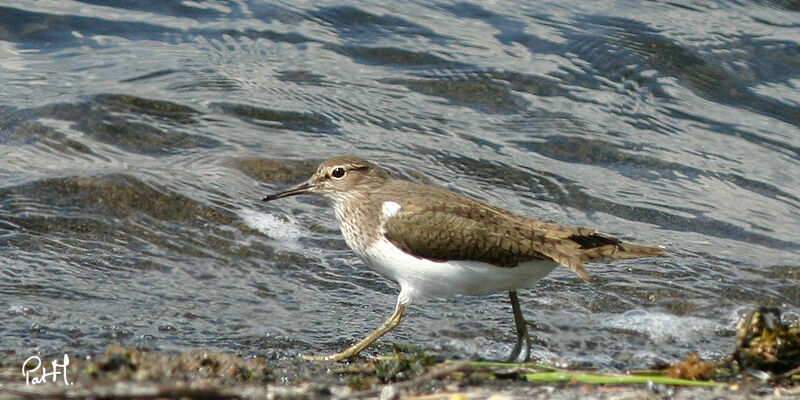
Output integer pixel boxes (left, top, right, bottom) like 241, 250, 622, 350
0, 1, 798, 369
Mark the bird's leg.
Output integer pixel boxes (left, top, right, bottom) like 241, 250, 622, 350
506, 290, 532, 363
303, 301, 406, 362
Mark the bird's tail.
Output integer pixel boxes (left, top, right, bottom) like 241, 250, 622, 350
538, 225, 665, 282
551, 239, 665, 282
580, 240, 665, 262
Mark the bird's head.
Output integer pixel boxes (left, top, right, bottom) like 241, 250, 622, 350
263, 156, 388, 203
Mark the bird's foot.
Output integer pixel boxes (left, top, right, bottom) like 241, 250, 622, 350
506, 332, 532, 363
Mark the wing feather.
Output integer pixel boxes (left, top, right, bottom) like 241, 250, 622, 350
376, 183, 663, 282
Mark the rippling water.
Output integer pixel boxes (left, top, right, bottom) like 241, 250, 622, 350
1, 1, 798, 369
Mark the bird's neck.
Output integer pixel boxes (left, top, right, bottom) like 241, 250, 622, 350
331, 192, 381, 257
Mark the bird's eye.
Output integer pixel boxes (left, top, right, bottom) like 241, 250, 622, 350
331, 166, 346, 179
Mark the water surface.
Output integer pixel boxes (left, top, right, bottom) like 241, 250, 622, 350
1, 0, 798, 369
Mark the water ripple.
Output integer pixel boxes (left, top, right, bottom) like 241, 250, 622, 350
0, 1, 797, 368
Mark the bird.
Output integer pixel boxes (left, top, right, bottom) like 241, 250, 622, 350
262, 155, 665, 362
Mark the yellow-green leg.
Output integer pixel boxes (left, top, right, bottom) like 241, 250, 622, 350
303, 303, 406, 362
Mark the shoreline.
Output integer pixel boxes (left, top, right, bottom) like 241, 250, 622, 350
2, 345, 797, 400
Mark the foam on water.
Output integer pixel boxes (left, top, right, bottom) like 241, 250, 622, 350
601, 309, 724, 344
433, 336, 566, 365
240, 209, 303, 242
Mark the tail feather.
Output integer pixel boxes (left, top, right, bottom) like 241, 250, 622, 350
534, 223, 665, 282
580, 241, 665, 262
615, 242, 666, 258
554, 240, 664, 282
550, 253, 590, 282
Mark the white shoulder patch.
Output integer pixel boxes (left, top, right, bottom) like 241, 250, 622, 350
381, 201, 401, 218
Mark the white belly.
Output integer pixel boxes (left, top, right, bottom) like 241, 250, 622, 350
364, 238, 558, 303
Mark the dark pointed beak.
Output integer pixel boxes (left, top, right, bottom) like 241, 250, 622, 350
262, 181, 315, 202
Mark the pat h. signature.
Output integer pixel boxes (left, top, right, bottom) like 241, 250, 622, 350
22, 354, 73, 385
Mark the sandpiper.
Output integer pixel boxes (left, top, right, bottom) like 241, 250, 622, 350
263, 156, 664, 362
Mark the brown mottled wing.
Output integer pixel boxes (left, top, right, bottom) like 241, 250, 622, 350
381, 198, 664, 281
381, 202, 556, 268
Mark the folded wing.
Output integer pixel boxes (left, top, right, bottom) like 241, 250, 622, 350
382, 200, 663, 281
